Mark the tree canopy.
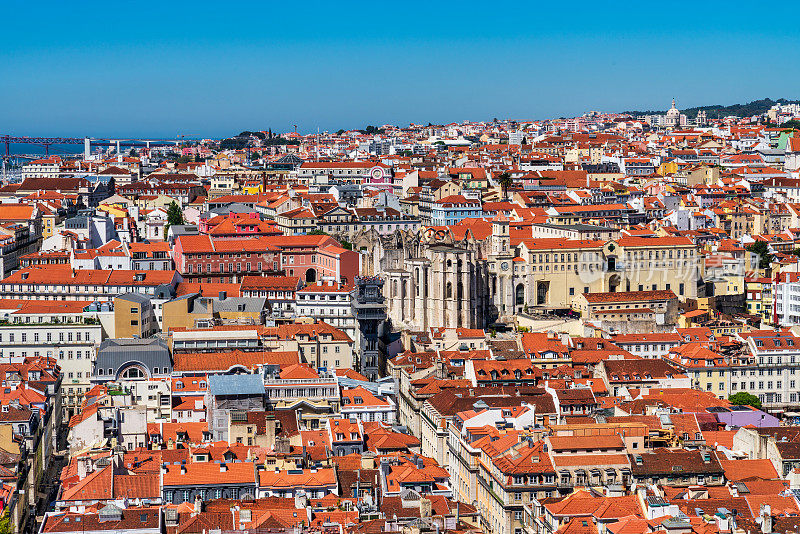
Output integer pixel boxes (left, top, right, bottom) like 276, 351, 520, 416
498, 172, 513, 200
729, 392, 762, 410
361, 125, 385, 135
746, 241, 774, 269
167, 201, 184, 226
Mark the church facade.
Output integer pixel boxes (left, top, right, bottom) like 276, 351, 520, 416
353, 215, 702, 332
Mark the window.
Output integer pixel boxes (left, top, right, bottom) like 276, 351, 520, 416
121, 367, 146, 380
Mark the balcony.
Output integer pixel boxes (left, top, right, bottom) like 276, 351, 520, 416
263, 377, 338, 386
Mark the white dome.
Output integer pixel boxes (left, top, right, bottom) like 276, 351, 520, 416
666, 99, 680, 118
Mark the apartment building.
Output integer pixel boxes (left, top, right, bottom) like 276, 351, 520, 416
340, 386, 395, 423
296, 281, 355, 340
0, 300, 102, 417
241, 275, 301, 318
431, 195, 482, 226
0, 266, 179, 301
736, 330, 800, 410
629, 449, 724, 487
298, 161, 391, 189
477, 437, 557, 534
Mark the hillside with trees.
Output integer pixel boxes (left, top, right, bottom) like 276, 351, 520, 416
622, 98, 800, 119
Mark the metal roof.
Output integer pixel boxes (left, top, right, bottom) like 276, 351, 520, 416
115, 292, 151, 304
96, 338, 171, 374
208, 374, 264, 397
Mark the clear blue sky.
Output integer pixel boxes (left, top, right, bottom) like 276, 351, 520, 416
1, 0, 797, 138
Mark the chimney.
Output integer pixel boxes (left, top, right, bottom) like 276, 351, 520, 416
419, 497, 432, 518
77, 457, 88, 480
193, 494, 203, 516
761, 504, 772, 534
295, 490, 308, 509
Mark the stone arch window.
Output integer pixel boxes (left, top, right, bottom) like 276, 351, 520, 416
457, 281, 463, 300
415, 268, 420, 296
446, 282, 452, 299
402, 280, 407, 299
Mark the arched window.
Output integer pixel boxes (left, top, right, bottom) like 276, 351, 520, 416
516, 284, 525, 305
446, 282, 452, 299
121, 366, 146, 380
415, 268, 420, 296
305, 268, 317, 283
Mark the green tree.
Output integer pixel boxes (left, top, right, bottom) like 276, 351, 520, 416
729, 392, 762, 410
746, 241, 774, 269
308, 229, 352, 250
129, 148, 138, 157
251, 152, 260, 160
0, 510, 11, 534
497, 172, 513, 200
164, 201, 184, 240
167, 201, 184, 226
363, 125, 385, 135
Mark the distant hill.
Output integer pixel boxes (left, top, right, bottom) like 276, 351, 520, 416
622, 98, 800, 119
